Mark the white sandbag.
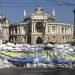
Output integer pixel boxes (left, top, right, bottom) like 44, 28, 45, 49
30, 47, 35, 50
15, 44, 22, 48
45, 43, 54, 48
64, 46, 70, 49
6, 42, 15, 47
32, 63, 37, 68
14, 47, 21, 50
68, 48, 74, 52
0, 44, 6, 49
22, 44, 31, 48
3, 46, 13, 50
64, 44, 71, 47
4, 60, 9, 64
32, 44, 38, 47
26, 63, 31, 68
56, 44, 64, 48
33, 58, 39, 63
37, 63, 43, 67
72, 46, 75, 50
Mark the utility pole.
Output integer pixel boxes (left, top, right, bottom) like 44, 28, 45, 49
73, 9, 75, 42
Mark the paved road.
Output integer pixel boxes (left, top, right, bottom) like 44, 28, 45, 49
0, 67, 75, 75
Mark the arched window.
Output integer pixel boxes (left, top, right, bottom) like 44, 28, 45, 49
36, 22, 43, 32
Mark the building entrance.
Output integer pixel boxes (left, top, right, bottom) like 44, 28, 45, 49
36, 37, 43, 44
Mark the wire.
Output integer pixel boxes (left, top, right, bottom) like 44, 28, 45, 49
0, 4, 57, 8
0, 1, 59, 7
0, 0, 74, 7
55, 0, 75, 6
0, 1, 34, 4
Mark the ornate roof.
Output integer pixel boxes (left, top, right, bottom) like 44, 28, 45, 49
24, 6, 55, 21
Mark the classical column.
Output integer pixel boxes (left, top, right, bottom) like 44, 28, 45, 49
17, 27, 19, 34
57, 26, 59, 34
32, 23, 33, 33
12, 37, 13, 42
49, 26, 51, 34
19, 27, 21, 34
26, 36, 27, 43
72, 27, 73, 35
60, 26, 61, 34
11, 29, 12, 35
13, 37, 15, 43
64, 27, 65, 34
65, 27, 66, 34
13, 28, 15, 34
34, 23, 35, 33
56, 26, 58, 34
51, 26, 52, 34
11, 37, 12, 42
45, 23, 47, 33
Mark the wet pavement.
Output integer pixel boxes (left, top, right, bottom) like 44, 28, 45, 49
0, 67, 75, 75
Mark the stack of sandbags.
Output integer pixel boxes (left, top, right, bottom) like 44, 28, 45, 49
22, 44, 31, 48
22, 44, 31, 51
0, 59, 15, 68
15, 44, 22, 48
2, 46, 13, 50
56, 44, 65, 49
2, 42, 16, 51
68, 48, 74, 52
15, 44, 22, 51
3, 60, 15, 68
6, 42, 15, 47
64, 44, 71, 47
45, 43, 53, 47
0, 44, 6, 50
13, 47, 22, 51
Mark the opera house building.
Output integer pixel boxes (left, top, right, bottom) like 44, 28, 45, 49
1, 7, 74, 44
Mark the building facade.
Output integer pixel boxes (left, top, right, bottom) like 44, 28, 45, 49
0, 14, 9, 44
2, 7, 74, 44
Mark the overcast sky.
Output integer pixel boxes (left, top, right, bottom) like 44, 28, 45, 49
0, 0, 75, 24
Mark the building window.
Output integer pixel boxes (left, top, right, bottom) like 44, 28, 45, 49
52, 26, 55, 31
66, 36, 67, 41
48, 26, 49, 32
62, 36, 64, 41
53, 36, 55, 40
68, 36, 69, 41
62, 27, 64, 33
48, 37, 49, 40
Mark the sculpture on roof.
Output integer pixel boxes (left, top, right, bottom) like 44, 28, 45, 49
24, 10, 27, 17
52, 9, 56, 17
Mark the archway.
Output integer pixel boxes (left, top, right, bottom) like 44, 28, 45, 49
36, 37, 43, 44
36, 22, 43, 32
